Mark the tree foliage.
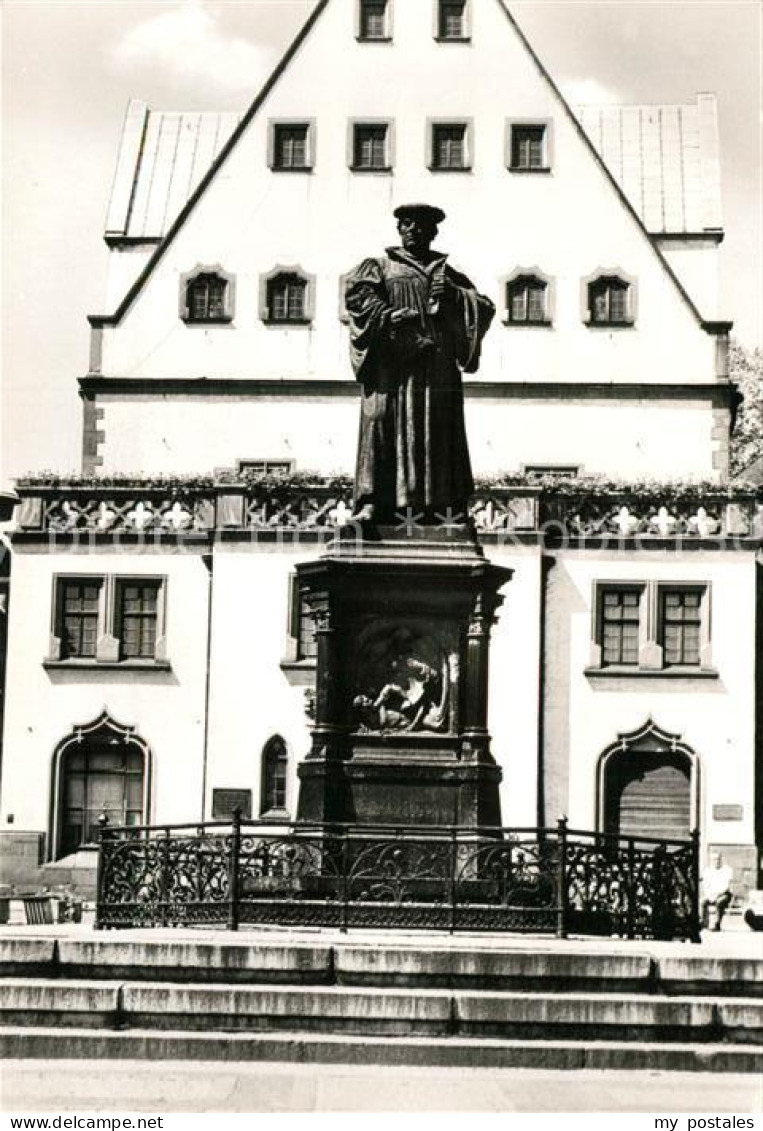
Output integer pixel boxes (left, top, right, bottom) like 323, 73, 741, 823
730, 338, 763, 477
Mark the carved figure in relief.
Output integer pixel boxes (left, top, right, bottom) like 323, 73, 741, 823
352, 625, 451, 733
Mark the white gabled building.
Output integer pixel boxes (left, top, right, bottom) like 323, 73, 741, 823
1, 0, 759, 903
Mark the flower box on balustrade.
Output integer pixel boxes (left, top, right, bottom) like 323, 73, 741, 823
12, 472, 763, 546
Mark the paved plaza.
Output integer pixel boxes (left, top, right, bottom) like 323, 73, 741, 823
2, 1060, 761, 1114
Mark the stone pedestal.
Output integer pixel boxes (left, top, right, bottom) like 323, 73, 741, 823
295, 526, 512, 829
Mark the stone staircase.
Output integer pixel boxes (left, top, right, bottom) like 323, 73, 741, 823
1, 934, 761, 1071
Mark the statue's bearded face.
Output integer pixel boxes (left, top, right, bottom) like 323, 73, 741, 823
398, 216, 437, 254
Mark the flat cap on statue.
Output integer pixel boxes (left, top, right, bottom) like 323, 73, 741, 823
393, 203, 446, 224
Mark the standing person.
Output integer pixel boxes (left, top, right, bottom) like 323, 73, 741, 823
701, 850, 734, 930
345, 204, 495, 524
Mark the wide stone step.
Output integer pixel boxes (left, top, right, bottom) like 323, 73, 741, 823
1, 1026, 761, 1073
2, 979, 761, 1043
1, 937, 760, 996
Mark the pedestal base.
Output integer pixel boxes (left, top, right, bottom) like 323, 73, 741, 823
295, 525, 512, 831
297, 748, 503, 827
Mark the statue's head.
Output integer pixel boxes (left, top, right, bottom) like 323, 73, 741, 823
394, 203, 446, 254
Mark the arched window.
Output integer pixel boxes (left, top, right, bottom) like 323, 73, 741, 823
507, 275, 548, 324
180, 265, 234, 323
586, 273, 634, 326
598, 720, 698, 843
260, 735, 289, 816
502, 268, 553, 326
52, 712, 149, 859
260, 267, 315, 326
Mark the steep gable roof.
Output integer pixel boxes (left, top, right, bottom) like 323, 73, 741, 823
106, 95, 722, 243
90, 0, 717, 330
574, 97, 722, 236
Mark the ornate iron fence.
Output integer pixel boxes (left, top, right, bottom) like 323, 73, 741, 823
95, 815, 701, 941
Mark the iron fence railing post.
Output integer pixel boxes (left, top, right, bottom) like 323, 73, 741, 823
160, 826, 171, 928
94, 813, 109, 930
341, 829, 350, 934
449, 829, 457, 935
228, 807, 242, 932
556, 816, 568, 939
690, 827, 702, 943
627, 838, 636, 940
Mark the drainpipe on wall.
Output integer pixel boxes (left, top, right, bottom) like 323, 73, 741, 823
200, 547, 214, 822
537, 553, 556, 830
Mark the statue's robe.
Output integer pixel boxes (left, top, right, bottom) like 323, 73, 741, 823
345, 246, 495, 517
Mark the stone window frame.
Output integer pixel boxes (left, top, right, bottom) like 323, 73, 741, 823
179, 264, 235, 325
46, 573, 169, 669
500, 266, 555, 327
267, 119, 316, 172
338, 272, 352, 324
283, 573, 318, 667
259, 265, 316, 326
259, 735, 291, 820
347, 118, 395, 173
427, 118, 474, 172
506, 120, 554, 174
582, 268, 638, 328
587, 580, 715, 677
433, 0, 471, 42
356, 0, 393, 41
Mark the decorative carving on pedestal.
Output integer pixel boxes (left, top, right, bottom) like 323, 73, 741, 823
351, 623, 452, 734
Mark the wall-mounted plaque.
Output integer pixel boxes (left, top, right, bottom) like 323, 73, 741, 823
212, 789, 252, 820
712, 804, 743, 822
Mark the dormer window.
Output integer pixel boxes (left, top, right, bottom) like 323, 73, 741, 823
180, 266, 234, 324
436, 0, 469, 40
586, 274, 635, 326
260, 266, 316, 326
358, 0, 391, 40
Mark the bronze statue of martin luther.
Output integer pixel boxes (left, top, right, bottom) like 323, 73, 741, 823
344, 204, 495, 524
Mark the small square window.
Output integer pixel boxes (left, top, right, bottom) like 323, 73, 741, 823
431, 123, 469, 170
438, 0, 468, 39
510, 125, 547, 171
359, 0, 390, 40
237, 459, 294, 476
272, 124, 312, 171
525, 466, 579, 480
352, 124, 390, 170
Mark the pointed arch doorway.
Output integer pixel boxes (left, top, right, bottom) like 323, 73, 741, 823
598, 719, 699, 842
51, 711, 151, 859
